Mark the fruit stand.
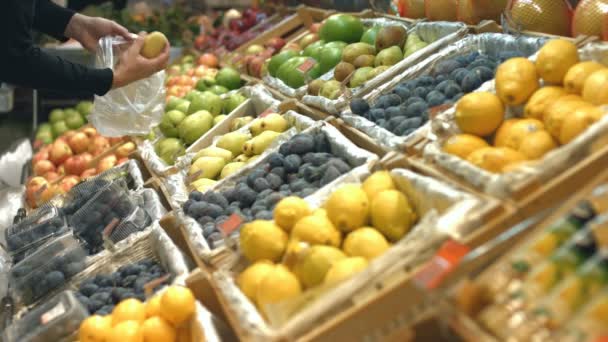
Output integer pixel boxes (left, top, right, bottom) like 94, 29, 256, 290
2, 1, 608, 341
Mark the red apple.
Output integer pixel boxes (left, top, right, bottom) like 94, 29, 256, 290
89, 136, 110, 156
33, 159, 56, 176
109, 137, 124, 146
96, 154, 117, 173
49, 140, 73, 165
68, 132, 90, 154
116, 142, 136, 158
194, 65, 209, 78
43, 171, 60, 182
264, 37, 286, 51
80, 168, 97, 179
32, 148, 50, 165
310, 23, 322, 33
247, 56, 267, 78
26, 176, 49, 207
59, 175, 80, 193
57, 164, 65, 175
63, 130, 76, 140
81, 127, 98, 138
64, 155, 89, 176
39, 185, 60, 204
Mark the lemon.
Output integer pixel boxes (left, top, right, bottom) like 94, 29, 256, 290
535, 39, 579, 84
467, 147, 526, 173
370, 190, 416, 241
142, 32, 168, 59
455, 92, 504, 136
146, 295, 162, 318
544, 96, 592, 140
582, 106, 606, 122
362, 171, 395, 201
501, 118, 545, 150
107, 321, 144, 342
343, 227, 390, 260
496, 57, 539, 105
523, 86, 568, 120
493, 119, 519, 147
563, 61, 605, 94
518, 130, 557, 160
582, 69, 608, 105
237, 260, 274, 305
442, 134, 489, 159
559, 108, 596, 145
80, 315, 112, 342
324, 257, 369, 285
294, 245, 346, 288
160, 286, 196, 327
240, 220, 288, 262
325, 184, 369, 232
112, 298, 146, 326
312, 208, 328, 217
273, 197, 312, 232
257, 265, 302, 311
291, 214, 341, 247
142, 316, 176, 342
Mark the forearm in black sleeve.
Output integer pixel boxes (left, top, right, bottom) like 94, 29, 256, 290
33, 0, 76, 41
1, 46, 114, 96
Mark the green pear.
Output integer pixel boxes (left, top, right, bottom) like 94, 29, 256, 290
214, 115, 227, 126
194, 146, 233, 164
159, 110, 186, 138
220, 162, 246, 179
375, 46, 403, 67
341, 43, 376, 64
189, 156, 226, 181
320, 80, 342, 99
178, 110, 214, 144
230, 116, 253, 131
349, 67, 374, 88
216, 132, 250, 156
191, 178, 217, 192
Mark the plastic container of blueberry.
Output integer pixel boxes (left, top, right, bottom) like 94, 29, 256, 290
2, 290, 88, 342
69, 179, 137, 255
339, 33, 548, 151
179, 123, 378, 268
10, 234, 87, 305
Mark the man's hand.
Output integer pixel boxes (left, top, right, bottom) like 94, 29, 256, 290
111, 33, 170, 89
65, 13, 131, 52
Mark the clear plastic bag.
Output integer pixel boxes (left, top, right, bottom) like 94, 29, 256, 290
90, 36, 165, 137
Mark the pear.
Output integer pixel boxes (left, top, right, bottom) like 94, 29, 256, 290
349, 67, 374, 88
220, 162, 246, 179
367, 66, 390, 80
234, 154, 250, 162
341, 43, 376, 64
191, 178, 217, 192
249, 118, 265, 136
404, 41, 428, 58
375, 46, 403, 67
353, 55, 375, 68
216, 132, 250, 156
189, 156, 226, 181
308, 79, 326, 96
247, 155, 260, 164
243, 131, 282, 156
376, 26, 408, 51
250, 114, 288, 136
194, 147, 233, 164
334, 62, 355, 82
320, 80, 343, 99
214, 115, 227, 126
230, 116, 253, 132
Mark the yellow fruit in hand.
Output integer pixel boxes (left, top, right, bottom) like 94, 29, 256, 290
518, 130, 557, 160
362, 171, 395, 201
535, 39, 579, 84
544, 96, 592, 140
496, 57, 539, 105
80, 315, 112, 342
107, 321, 143, 342
455, 92, 504, 136
370, 190, 417, 241
273, 197, 312, 232
559, 108, 596, 144
141, 32, 168, 59
502, 118, 545, 150
582, 69, 608, 105
294, 245, 346, 288
240, 220, 288, 262
493, 119, 519, 147
325, 184, 370, 232
257, 265, 302, 311
237, 260, 274, 305
523, 86, 567, 120
343, 227, 390, 260
146, 295, 162, 318
563, 61, 605, 94
112, 298, 146, 326
160, 286, 196, 327
467, 147, 526, 173
442, 134, 489, 159
291, 214, 341, 247
142, 316, 176, 342
324, 257, 368, 285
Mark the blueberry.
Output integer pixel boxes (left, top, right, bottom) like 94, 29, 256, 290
406, 102, 428, 117
268, 153, 284, 168
121, 275, 138, 288
270, 167, 286, 180
90, 292, 111, 304
385, 106, 404, 120
97, 305, 114, 315
258, 189, 274, 200
183, 199, 194, 214
279, 141, 292, 156
284, 154, 302, 173
266, 192, 284, 206
64, 262, 84, 277
134, 277, 152, 293
235, 185, 256, 207
94, 274, 115, 287
120, 291, 137, 300
369, 108, 385, 121
202, 192, 229, 209
320, 166, 341, 186
386, 94, 402, 107
435, 75, 447, 83
290, 180, 310, 192
325, 158, 351, 174
279, 184, 290, 192
350, 98, 370, 115
197, 216, 214, 226
189, 191, 203, 202
222, 188, 236, 203
498, 51, 523, 62
111, 287, 128, 303
413, 87, 428, 98
426, 91, 447, 107
461, 72, 482, 92
79, 283, 99, 297
393, 86, 411, 101
87, 299, 104, 313
187, 202, 208, 219
247, 169, 266, 188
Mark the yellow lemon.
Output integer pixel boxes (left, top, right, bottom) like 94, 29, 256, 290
291, 214, 342, 247
493, 119, 520, 147
257, 265, 302, 311
239, 220, 288, 262
79, 315, 112, 342
518, 130, 557, 160
501, 118, 545, 150
442, 134, 489, 159
559, 108, 596, 144
370, 190, 417, 242
107, 321, 143, 342
325, 184, 370, 232
467, 147, 526, 173
146, 295, 162, 318
343, 227, 390, 260
523, 86, 568, 120
142, 316, 176, 342
544, 96, 592, 140
112, 298, 146, 326
324, 257, 369, 285
141, 32, 168, 59
294, 245, 346, 288
496, 57, 539, 105
535, 39, 579, 84
563, 61, 605, 94
160, 286, 196, 327
362, 171, 396, 201
273, 197, 312, 232
237, 260, 275, 305
455, 92, 504, 136
582, 69, 608, 105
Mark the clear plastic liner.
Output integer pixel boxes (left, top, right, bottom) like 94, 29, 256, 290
0, 185, 26, 246
0, 139, 32, 187
90, 36, 165, 137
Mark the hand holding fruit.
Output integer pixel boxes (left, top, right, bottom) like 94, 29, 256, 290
112, 32, 170, 89
64, 13, 131, 53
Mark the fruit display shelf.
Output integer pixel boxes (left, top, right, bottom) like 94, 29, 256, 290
207, 160, 490, 341
178, 122, 377, 270
301, 20, 468, 115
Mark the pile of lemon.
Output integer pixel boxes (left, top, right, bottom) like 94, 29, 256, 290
443, 39, 608, 173
79, 286, 197, 342
237, 171, 417, 315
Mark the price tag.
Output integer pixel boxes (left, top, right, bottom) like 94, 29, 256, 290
220, 213, 244, 236
413, 239, 469, 290
428, 103, 452, 119
144, 274, 171, 297
40, 302, 65, 325
259, 108, 274, 118
297, 58, 316, 73
102, 217, 121, 238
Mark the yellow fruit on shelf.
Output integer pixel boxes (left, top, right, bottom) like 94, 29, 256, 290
493, 119, 519, 147
582, 69, 608, 105
362, 171, 395, 202
343, 227, 390, 260
325, 184, 370, 233
454, 92, 504, 136
324, 257, 369, 285
240, 220, 288, 262
237, 261, 275, 305
257, 265, 302, 311
291, 214, 342, 247
274, 197, 312, 232
107, 321, 144, 342
466, 147, 526, 173
142, 316, 177, 342
495, 57, 539, 105
559, 108, 596, 144
80, 315, 112, 342
442, 134, 489, 159
544, 96, 592, 140
112, 298, 146, 326
294, 245, 346, 288
146, 295, 162, 318
160, 286, 196, 327
563, 61, 605, 94
523, 86, 568, 120
582, 106, 606, 122
370, 190, 417, 242
518, 130, 557, 159
535, 39, 580, 84
501, 118, 545, 150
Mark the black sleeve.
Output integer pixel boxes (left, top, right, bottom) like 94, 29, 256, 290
33, 0, 76, 41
